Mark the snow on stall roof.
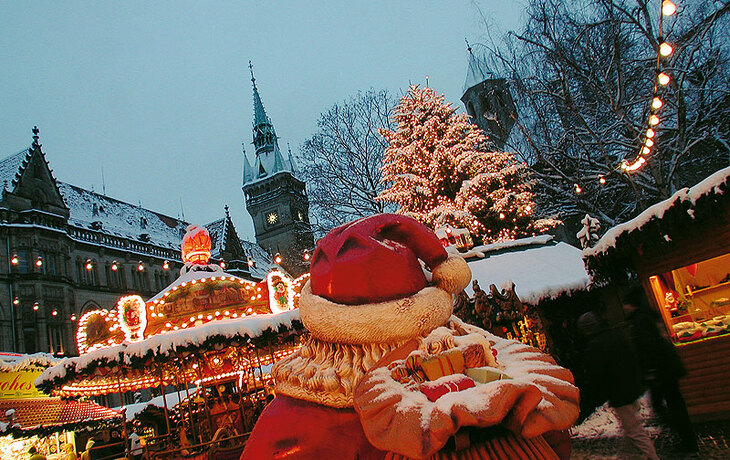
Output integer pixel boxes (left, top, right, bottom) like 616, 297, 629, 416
462, 236, 589, 305
585, 165, 730, 258
146, 264, 253, 302
0, 352, 60, 372
58, 182, 187, 250
36, 309, 301, 387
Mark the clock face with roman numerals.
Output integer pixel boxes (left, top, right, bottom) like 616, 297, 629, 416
267, 212, 279, 225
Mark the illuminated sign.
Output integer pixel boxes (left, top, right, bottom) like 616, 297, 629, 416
0, 370, 45, 399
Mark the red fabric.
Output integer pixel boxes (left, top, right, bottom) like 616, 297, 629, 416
310, 214, 448, 304
240, 395, 386, 460
420, 375, 476, 402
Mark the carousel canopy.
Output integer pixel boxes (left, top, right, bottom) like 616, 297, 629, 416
0, 398, 121, 437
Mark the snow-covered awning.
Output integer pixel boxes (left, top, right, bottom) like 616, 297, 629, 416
36, 309, 303, 396
585, 166, 730, 259
462, 236, 590, 305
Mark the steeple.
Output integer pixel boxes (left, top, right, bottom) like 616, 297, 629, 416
242, 143, 254, 184
249, 61, 278, 155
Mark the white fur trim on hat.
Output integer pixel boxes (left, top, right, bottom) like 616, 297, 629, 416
431, 253, 471, 294
299, 281, 453, 345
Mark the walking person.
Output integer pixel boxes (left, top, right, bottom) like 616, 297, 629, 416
623, 287, 698, 453
577, 311, 660, 460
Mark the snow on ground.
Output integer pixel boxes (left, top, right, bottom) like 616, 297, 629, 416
586, 165, 730, 258
116, 392, 182, 421
463, 237, 590, 305
572, 394, 661, 440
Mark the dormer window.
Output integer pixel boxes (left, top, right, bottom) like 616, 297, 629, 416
140, 216, 147, 229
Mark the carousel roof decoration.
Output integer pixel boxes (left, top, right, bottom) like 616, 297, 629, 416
37, 222, 310, 397
0, 398, 121, 437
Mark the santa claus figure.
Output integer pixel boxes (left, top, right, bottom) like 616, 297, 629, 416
242, 214, 579, 459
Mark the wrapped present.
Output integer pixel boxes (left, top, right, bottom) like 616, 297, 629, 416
420, 375, 475, 402
462, 343, 488, 368
390, 366, 410, 383
465, 366, 511, 384
420, 349, 466, 381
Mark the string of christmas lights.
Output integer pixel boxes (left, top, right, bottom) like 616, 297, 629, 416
620, 0, 677, 173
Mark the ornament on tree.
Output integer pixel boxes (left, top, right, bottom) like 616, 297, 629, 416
377, 85, 556, 243
576, 214, 601, 249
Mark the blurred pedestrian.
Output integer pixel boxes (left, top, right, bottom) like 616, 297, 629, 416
623, 287, 698, 453
577, 311, 659, 460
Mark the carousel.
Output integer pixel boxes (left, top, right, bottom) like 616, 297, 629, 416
35, 225, 309, 459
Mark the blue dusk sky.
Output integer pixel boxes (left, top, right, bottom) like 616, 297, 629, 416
0, 1, 524, 239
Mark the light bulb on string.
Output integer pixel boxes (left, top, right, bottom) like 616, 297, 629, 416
642, 146, 651, 155
599, 176, 606, 185
659, 42, 673, 57
649, 115, 660, 126
574, 184, 582, 194
651, 97, 663, 110
645, 139, 654, 147
646, 128, 656, 138
662, 0, 676, 16
658, 72, 671, 86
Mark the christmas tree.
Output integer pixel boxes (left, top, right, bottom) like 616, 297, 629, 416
378, 85, 555, 243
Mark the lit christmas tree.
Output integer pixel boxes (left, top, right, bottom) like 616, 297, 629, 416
378, 85, 555, 243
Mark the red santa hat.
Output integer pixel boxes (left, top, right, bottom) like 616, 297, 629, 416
300, 214, 471, 344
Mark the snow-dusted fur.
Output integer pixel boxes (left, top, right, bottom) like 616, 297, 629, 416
272, 336, 404, 408
299, 282, 455, 345
431, 253, 471, 294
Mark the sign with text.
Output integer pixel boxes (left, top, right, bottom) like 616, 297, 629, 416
0, 370, 45, 399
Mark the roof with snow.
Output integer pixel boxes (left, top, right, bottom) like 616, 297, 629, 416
584, 166, 730, 263
0, 353, 60, 372
58, 182, 187, 250
462, 235, 590, 305
0, 149, 30, 191
35, 309, 303, 394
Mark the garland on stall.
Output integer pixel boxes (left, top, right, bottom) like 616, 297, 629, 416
0, 416, 122, 439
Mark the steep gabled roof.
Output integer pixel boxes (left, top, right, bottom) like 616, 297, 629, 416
0, 149, 31, 192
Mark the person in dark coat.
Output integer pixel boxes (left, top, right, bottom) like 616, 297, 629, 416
577, 311, 659, 460
623, 287, 698, 453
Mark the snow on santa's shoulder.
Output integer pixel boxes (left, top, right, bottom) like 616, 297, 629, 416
585, 165, 730, 258
35, 309, 301, 386
461, 236, 589, 305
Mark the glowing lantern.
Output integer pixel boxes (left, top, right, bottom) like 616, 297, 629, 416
33, 302, 39, 311
181, 225, 212, 265
111, 261, 119, 271
10, 255, 19, 265
599, 176, 606, 185
12, 297, 19, 305
274, 253, 283, 265
85, 260, 93, 271
35, 257, 43, 267
117, 295, 147, 342
163, 260, 169, 270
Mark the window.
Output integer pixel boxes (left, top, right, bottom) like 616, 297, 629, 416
78, 260, 97, 285
23, 326, 37, 353
106, 264, 125, 289
37, 251, 57, 276
48, 323, 64, 354
648, 252, 730, 345
14, 249, 29, 274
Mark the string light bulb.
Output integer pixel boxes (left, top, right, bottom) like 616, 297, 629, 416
662, 0, 676, 16
303, 251, 311, 261
599, 176, 606, 185
247, 257, 255, 267
10, 255, 19, 265
219, 260, 226, 269
71, 314, 77, 321
645, 139, 654, 147
85, 260, 93, 271
35, 257, 43, 267
52, 309, 58, 316
646, 128, 656, 138
659, 42, 673, 57
111, 261, 118, 271
649, 115, 660, 126
651, 97, 663, 109
162, 260, 169, 270
574, 184, 582, 194
274, 253, 283, 265
137, 262, 145, 271
658, 72, 670, 86
33, 302, 39, 311
642, 146, 651, 155
13, 297, 19, 305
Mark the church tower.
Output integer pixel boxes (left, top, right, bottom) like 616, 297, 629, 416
461, 45, 517, 150
242, 62, 314, 275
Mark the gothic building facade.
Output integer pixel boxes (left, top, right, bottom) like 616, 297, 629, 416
242, 65, 315, 276
0, 128, 270, 356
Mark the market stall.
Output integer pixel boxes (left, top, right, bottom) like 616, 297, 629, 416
0, 353, 121, 459
584, 166, 730, 419
35, 225, 308, 458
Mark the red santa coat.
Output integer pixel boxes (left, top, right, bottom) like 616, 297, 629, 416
241, 394, 385, 460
